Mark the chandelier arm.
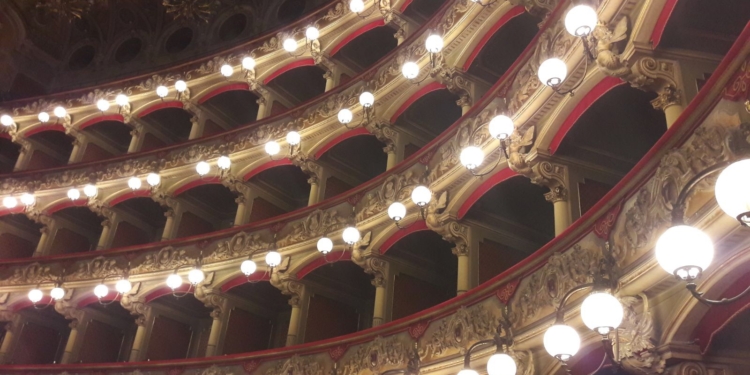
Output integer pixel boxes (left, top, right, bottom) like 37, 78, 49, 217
463, 339, 498, 369
685, 282, 750, 305
553, 56, 589, 96
355, 4, 378, 18
469, 146, 505, 177
671, 160, 734, 225
555, 283, 596, 323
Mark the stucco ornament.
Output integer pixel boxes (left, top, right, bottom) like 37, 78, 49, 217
73, 256, 123, 280
209, 231, 271, 262
356, 171, 422, 221
6, 262, 54, 285
422, 305, 499, 358
340, 336, 408, 375
277, 209, 347, 247
201, 365, 234, 375
163, 0, 218, 22
617, 296, 666, 375
266, 355, 322, 375
136, 246, 189, 272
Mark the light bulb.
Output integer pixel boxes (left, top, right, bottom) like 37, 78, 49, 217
487, 353, 517, 375
217, 156, 231, 170
94, 284, 109, 299
338, 109, 353, 124
565, 5, 598, 37
411, 185, 432, 207
196, 161, 211, 176
388, 202, 406, 222
460, 146, 485, 170
175, 80, 187, 93
342, 226, 360, 245
317, 237, 333, 254
715, 159, 750, 225
543, 324, 580, 361
359, 91, 375, 108
350, 0, 365, 13
1, 115, 14, 126
2, 197, 17, 209
20, 193, 35, 206
115, 279, 132, 294
96, 99, 110, 112
188, 268, 205, 285
242, 56, 256, 71
538, 58, 568, 87
241, 259, 257, 276
286, 131, 301, 146
425, 34, 444, 53
83, 184, 98, 198
457, 369, 479, 375
50, 286, 65, 301
265, 141, 280, 156
266, 251, 282, 267
166, 274, 183, 290
115, 94, 129, 107
28, 288, 43, 303
38, 112, 50, 123
283, 38, 298, 52
581, 292, 623, 335
156, 85, 169, 98
489, 115, 514, 139
402, 62, 420, 79
306, 26, 320, 40
128, 177, 142, 190
655, 225, 713, 280
67, 189, 81, 201
220, 64, 233, 77
147, 173, 161, 187
53, 106, 67, 118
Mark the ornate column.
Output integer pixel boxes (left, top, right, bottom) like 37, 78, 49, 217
256, 96, 270, 121
127, 123, 145, 153
55, 303, 89, 364
195, 287, 229, 357
368, 121, 402, 171
120, 294, 154, 362
384, 144, 398, 170
0, 313, 22, 364
12, 139, 33, 171
365, 258, 392, 326
546, 184, 572, 236
152, 192, 182, 241
68, 132, 88, 164
431, 220, 474, 295
188, 110, 206, 140
291, 151, 326, 206
91, 204, 119, 250
652, 84, 684, 128
272, 276, 309, 346
222, 174, 255, 227
28, 213, 56, 257
456, 94, 473, 116
324, 70, 338, 92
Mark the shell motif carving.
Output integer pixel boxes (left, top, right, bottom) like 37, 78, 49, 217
421, 305, 499, 358
265, 355, 322, 375
340, 336, 407, 375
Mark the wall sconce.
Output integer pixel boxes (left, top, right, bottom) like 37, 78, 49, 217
27, 270, 66, 309
166, 252, 205, 298
460, 112, 514, 177
387, 168, 432, 229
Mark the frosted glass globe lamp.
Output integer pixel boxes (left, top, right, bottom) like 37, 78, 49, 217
53, 106, 67, 118
196, 161, 211, 176
402, 62, 420, 79
96, 99, 110, 112
338, 109, 353, 124
487, 353, 517, 375
217, 156, 231, 170
565, 5, 598, 37
115, 94, 129, 107
242, 57, 256, 71
317, 237, 334, 254
655, 225, 713, 280
67, 189, 81, 201
94, 284, 109, 299
175, 80, 187, 93
457, 369, 479, 375
715, 159, 750, 226
538, 58, 568, 87
342, 226, 361, 245
28, 288, 43, 304
489, 115, 514, 140
543, 324, 580, 362
283, 38, 298, 52
50, 286, 65, 301
266, 251, 282, 268
287, 131, 301, 146
425, 34, 444, 53
20, 193, 35, 206
83, 184, 98, 198
265, 141, 281, 156
581, 292, 623, 335
306, 26, 320, 40
156, 85, 169, 98
166, 274, 183, 290
38, 112, 50, 123
359, 92, 375, 108
2, 197, 17, 209
115, 279, 133, 294
350, 0, 365, 13
220, 64, 233, 77
188, 268, 205, 285
1, 115, 13, 126
241, 260, 257, 276
460, 146, 485, 170
128, 177, 142, 190
147, 173, 161, 187
411, 186, 432, 207
388, 202, 406, 222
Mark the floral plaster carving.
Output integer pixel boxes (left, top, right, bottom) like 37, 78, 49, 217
356, 171, 422, 221
277, 209, 347, 247
340, 336, 407, 375
617, 296, 665, 375
421, 305, 499, 358
6, 262, 54, 285
73, 256, 123, 280
265, 355, 322, 375
135, 246, 189, 273
208, 231, 271, 262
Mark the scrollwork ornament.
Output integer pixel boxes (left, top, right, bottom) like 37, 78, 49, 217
421, 305, 499, 358
266, 355, 321, 375
340, 336, 407, 375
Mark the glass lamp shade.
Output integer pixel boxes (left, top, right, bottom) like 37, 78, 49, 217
317, 237, 334, 254
489, 115, 514, 139
388, 202, 407, 221
338, 109, 353, 124
1, 115, 13, 126
242, 57, 256, 71
287, 131, 301, 146
543, 324, 580, 361
128, 177, 142, 190
2, 197, 17, 209
188, 268, 205, 285
53, 106, 67, 118
283, 38, 298, 52
96, 99, 110, 112
265, 141, 281, 156
457, 369, 479, 375
306, 26, 320, 40
20, 193, 35, 206
715, 159, 750, 225
266, 251, 282, 267
460, 146, 485, 170
94, 284, 109, 299
116, 94, 129, 106
411, 186, 432, 207
342, 226, 361, 245
28, 288, 43, 303
196, 161, 211, 176
38, 112, 50, 123
147, 173, 161, 187
217, 156, 231, 170
241, 259, 257, 276
67, 189, 81, 201
156, 85, 169, 98
350, 0, 365, 13
83, 184, 98, 198
487, 353, 517, 375
655, 225, 713, 280
359, 91, 375, 108
565, 5, 598, 37
166, 274, 183, 290
581, 292, 623, 335
50, 286, 65, 301
425, 34, 444, 53
175, 80, 187, 93
115, 279, 132, 294
220, 64, 233, 77
402, 62, 420, 79
538, 58, 568, 87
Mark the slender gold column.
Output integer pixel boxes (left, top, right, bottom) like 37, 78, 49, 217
12, 140, 33, 171
545, 185, 571, 236
285, 284, 309, 346
0, 316, 22, 364
128, 308, 154, 362
651, 85, 684, 129
453, 245, 471, 295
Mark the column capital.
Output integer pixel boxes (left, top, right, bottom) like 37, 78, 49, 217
367, 120, 400, 149
120, 292, 152, 326
429, 220, 471, 257
54, 300, 86, 327
363, 257, 390, 287
290, 150, 324, 181
651, 84, 683, 111
271, 275, 307, 307
151, 190, 181, 213
195, 287, 228, 319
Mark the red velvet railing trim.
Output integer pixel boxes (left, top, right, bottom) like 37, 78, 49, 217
313, 128, 372, 159
296, 251, 352, 279
137, 101, 184, 118
263, 59, 317, 85
172, 176, 223, 196
79, 114, 126, 130
198, 83, 252, 104
242, 158, 293, 181
651, 0, 680, 48
109, 190, 153, 207
379, 221, 429, 254
23, 123, 66, 137
220, 273, 271, 293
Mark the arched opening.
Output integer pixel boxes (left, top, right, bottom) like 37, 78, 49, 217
463, 175, 554, 283
0, 214, 43, 259
175, 184, 238, 237
317, 134, 388, 199
145, 293, 213, 360
332, 25, 398, 73
140, 107, 193, 144
0, 137, 20, 173
266, 65, 326, 106
80, 120, 132, 160
47, 206, 103, 255
466, 11, 540, 84
110, 197, 168, 248
25, 130, 74, 170
201, 89, 260, 129
660, 0, 750, 56
384, 230, 457, 320
301, 262, 374, 342
223, 281, 292, 352
555, 85, 666, 216
5, 306, 69, 364
246, 165, 311, 220
68, 302, 137, 363
393, 89, 462, 155
402, 0, 448, 22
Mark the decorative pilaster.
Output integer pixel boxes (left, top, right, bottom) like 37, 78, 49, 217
364, 258, 391, 326
291, 150, 326, 206
120, 288, 154, 362
127, 123, 145, 153
54, 302, 89, 364
90, 202, 119, 250
27, 212, 55, 257
430, 220, 474, 295
195, 280, 230, 357
456, 94, 472, 116
188, 109, 206, 140
68, 132, 89, 164
271, 276, 309, 346
0, 313, 21, 364
651, 84, 684, 128
152, 191, 182, 240
12, 139, 33, 171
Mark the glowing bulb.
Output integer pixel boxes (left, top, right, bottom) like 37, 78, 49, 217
265, 141, 280, 156
156, 85, 169, 98
565, 5, 598, 37
188, 268, 205, 285
53, 106, 67, 118
147, 173, 161, 187
2, 197, 17, 209
83, 184, 98, 198
581, 292, 623, 335
96, 99, 110, 112
50, 286, 65, 301
402, 62, 420, 79
67, 189, 81, 201
306, 26, 320, 40
388, 202, 406, 221
543, 324, 580, 361
166, 274, 183, 290
283, 38, 298, 52
458, 369, 479, 375
359, 91, 375, 108
115, 279, 132, 294
38, 112, 50, 123
655, 225, 714, 280
242, 57, 256, 70
115, 94, 129, 107
196, 161, 210, 176
342, 226, 360, 245
286, 131, 301, 146
317, 237, 333, 254
338, 109, 353, 124
128, 177, 142, 190
350, 0, 365, 13
411, 186, 432, 207
266, 251, 282, 267
175, 80, 187, 93
460, 146, 485, 170
217, 156, 231, 170
487, 353, 517, 375
94, 284, 109, 299
20, 193, 35, 206
715, 159, 750, 225
1, 115, 14, 126
220, 64, 233, 77
241, 259, 257, 276
28, 288, 43, 303
489, 115, 514, 139
538, 58, 568, 87
425, 34, 444, 53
